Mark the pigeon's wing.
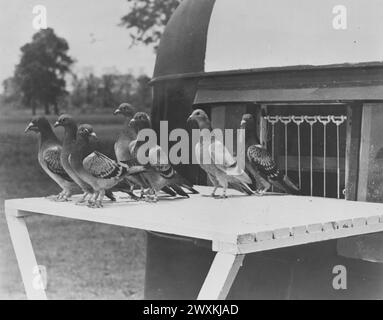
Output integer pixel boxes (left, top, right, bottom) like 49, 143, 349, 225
83, 151, 125, 179
209, 140, 236, 168
247, 145, 281, 180
42, 146, 72, 182
148, 145, 175, 179
209, 140, 252, 184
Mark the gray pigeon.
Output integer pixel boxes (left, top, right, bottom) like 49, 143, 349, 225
187, 109, 253, 198
25, 116, 78, 201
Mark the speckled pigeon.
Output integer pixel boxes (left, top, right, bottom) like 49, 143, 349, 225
69, 124, 146, 208
240, 114, 300, 195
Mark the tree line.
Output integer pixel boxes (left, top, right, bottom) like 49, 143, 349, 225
1, 28, 152, 115
1, 0, 182, 115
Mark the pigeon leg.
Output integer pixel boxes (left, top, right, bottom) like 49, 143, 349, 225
140, 188, 146, 199
63, 190, 73, 200
215, 185, 228, 199
145, 189, 158, 203
92, 190, 104, 208
46, 192, 64, 201
88, 191, 101, 208
55, 190, 73, 202
257, 181, 271, 195
211, 186, 219, 197
76, 192, 91, 205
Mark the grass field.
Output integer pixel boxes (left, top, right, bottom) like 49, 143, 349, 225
0, 113, 146, 299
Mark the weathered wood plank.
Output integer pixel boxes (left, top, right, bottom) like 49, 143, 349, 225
197, 253, 244, 300
345, 104, 362, 201
5, 209, 47, 300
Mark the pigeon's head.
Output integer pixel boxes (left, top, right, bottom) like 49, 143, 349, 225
54, 114, 75, 128
187, 109, 210, 129
113, 103, 135, 117
129, 112, 151, 132
77, 124, 97, 140
240, 114, 256, 130
24, 116, 51, 133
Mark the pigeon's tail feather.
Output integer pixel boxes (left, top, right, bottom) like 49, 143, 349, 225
162, 186, 177, 197
170, 184, 190, 198
105, 190, 116, 201
229, 181, 254, 196
272, 176, 300, 195
182, 185, 199, 194
174, 175, 199, 194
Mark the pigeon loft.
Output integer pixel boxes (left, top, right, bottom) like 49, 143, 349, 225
146, 0, 383, 299
6, 0, 383, 300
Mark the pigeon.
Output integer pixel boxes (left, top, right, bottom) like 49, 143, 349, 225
129, 112, 198, 201
68, 124, 146, 208
240, 114, 300, 195
113, 103, 152, 197
25, 116, 78, 201
187, 109, 253, 198
53, 114, 116, 204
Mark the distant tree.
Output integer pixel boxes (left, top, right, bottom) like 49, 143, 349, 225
14, 28, 73, 115
2, 77, 20, 103
69, 72, 148, 112
120, 0, 181, 49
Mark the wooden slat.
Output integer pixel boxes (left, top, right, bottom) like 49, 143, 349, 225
273, 228, 291, 240
291, 225, 307, 237
194, 86, 383, 105
357, 105, 374, 201
5, 210, 47, 300
345, 104, 362, 200
197, 253, 244, 300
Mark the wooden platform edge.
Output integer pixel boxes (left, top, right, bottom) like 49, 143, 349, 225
214, 215, 383, 254
4, 201, 37, 218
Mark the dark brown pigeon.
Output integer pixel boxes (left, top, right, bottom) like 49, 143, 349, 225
53, 115, 116, 204
69, 124, 146, 208
240, 114, 300, 195
129, 112, 198, 202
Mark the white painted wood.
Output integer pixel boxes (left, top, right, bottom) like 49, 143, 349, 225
5, 186, 383, 249
197, 253, 244, 300
5, 208, 47, 300
219, 222, 383, 255
6, 185, 383, 300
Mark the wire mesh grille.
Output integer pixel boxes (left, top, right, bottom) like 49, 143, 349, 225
264, 115, 347, 198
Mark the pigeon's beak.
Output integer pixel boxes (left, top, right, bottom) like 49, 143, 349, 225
53, 121, 61, 128
129, 118, 136, 127
187, 115, 194, 123
113, 109, 121, 116
90, 132, 97, 138
240, 120, 246, 127
24, 122, 36, 133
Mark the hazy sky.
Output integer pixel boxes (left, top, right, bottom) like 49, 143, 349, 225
0, 0, 156, 84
